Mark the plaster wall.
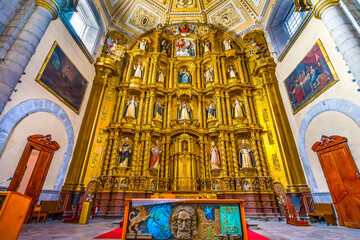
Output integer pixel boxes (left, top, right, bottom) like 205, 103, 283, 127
274, 17, 360, 199
0, 18, 96, 191
0, 112, 67, 190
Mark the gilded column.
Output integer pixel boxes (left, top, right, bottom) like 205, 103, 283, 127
131, 132, 140, 176
165, 136, 170, 179
230, 134, 239, 177
219, 133, 228, 177
169, 60, 174, 89
220, 58, 228, 85
143, 93, 150, 125
241, 55, 250, 83
225, 134, 234, 177
114, 90, 123, 123
217, 59, 223, 85
225, 92, 233, 126
256, 132, 269, 176
163, 96, 168, 128
248, 94, 258, 124
197, 62, 201, 89
250, 132, 261, 174
212, 56, 220, 84
216, 91, 223, 125
243, 90, 253, 124
220, 92, 228, 125
143, 60, 151, 85
62, 57, 117, 191
142, 132, 151, 175
199, 136, 205, 179
167, 96, 172, 128
137, 134, 146, 175
253, 57, 309, 192
125, 56, 134, 82
108, 130, 119, 176
103, 130, 114, 176
117, 90, 128, 124
147, 90, 156, 124
136, 92, 145, 125
151, 58, 158, 84
198, 96, 203, 128
237, 56, 245, 83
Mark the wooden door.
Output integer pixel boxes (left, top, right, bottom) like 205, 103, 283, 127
312, 135, 360, 229
7, 134, 60, 222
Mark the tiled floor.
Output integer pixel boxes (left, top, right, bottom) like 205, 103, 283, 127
17, 218, 360, 240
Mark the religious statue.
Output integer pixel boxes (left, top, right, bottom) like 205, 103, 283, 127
151, 181, 157, 190
223, 37, 233, 51
232, 98, 246, 118
153, 100, 163, 119
120, 179, 127, 189
170, 205, 198, 240
206, 101, 216, 120
123, 96, 138, 118
119, 137, 132, 167
149, 140, 161, 169
178, 101, 192, 120
227, 66, 237, 79
138, 39, 148, 51
132, 61, 143, 78
204, 67, 214, 83
209, 141, 221, 169
157, 70, 165, 83
203, 40, 211, 53
161, 39, 168, 53
250, 37, 267, 53
178, 69, 191, 83
243, 180, 251, 191
239, 140, 255, 168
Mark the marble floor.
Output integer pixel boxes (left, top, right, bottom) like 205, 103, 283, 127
17, 218, 360, 240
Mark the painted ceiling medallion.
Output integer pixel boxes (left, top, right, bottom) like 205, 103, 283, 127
175, 0, 196, 8
210, 1, 246, 31
126, 4, 160, 33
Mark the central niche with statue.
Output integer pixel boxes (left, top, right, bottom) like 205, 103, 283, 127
94, 24, 281, 218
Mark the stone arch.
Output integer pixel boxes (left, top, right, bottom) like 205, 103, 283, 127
0, 99, 75, 190
298, 99, 360, 193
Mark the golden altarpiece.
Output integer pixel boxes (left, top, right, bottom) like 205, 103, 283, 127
59, 24, 313, 218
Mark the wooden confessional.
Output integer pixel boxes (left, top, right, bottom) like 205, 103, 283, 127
312, 135, 360, 229
7, 134, 60, 222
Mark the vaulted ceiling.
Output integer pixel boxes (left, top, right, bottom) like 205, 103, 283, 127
102, 0, 274, 38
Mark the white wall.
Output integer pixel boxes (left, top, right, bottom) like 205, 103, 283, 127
0, 18, 96, 192
273, 16, 360, 198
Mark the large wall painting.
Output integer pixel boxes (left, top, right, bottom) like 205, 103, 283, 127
175, 38, 196, 57
35, 41, 88, 114
284, 39, 339, 114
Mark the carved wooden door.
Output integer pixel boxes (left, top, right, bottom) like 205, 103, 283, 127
312, 135, 360, 229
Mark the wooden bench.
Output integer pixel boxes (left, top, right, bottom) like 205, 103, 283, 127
40, 200, 64, 220
309, 203, 337, 226
284, 204, 310, 226
31, 205, 47, 223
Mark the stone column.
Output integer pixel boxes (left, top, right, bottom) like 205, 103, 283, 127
62, 57, 117, 191
253, 57, 309, 193
0, 0, 66, 113
297, 0, 360, 88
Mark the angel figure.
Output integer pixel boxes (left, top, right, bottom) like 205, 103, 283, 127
123, 96, 138, 118
132, 61, 143, 78
239, 140, 255, 168
178, 101, 192, 120
138, 39, 148, 51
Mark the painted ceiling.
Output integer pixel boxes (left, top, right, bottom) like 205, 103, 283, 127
102, 0, 274, 38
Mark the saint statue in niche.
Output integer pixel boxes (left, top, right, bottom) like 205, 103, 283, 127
203, 40, 211, 53
132, 61, 143, 78
157, 70, 165, 83
206, 101, 216, 120
209, 141, 221, 169
138, 39, 148, 51
161, 39, 168, 53
227, 66, 237, 79
154, 100, 163, 119
123, 96, 138, 118
178, 69, 191, 83
239, 139, 255, 168
223, 37, 233, 51
232, 98, 246, 118
119, 137, 132, 167
149, 140, 161, 169
204, 67, 214, 83
178, 101, 192, 120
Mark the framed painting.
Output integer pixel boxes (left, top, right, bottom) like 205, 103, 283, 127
284, 39, 339, 114
175, 38, 196, 57
35, 41, 88, 114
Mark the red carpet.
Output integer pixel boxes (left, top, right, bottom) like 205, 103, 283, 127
94, 222, 270, 240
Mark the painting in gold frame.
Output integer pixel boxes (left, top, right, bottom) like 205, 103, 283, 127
284, 39, 339, 114
35, 41, 88, 114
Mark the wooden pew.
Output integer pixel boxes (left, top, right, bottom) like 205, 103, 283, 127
309, 203, 337, 226
40, 200, 64, 220
284, 204, 310, 226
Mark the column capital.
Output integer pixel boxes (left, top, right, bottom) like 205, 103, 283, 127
313, 0, 339, 19
253, 57, 277, 85
35, 0, 61, 20
95, 57, 118, 76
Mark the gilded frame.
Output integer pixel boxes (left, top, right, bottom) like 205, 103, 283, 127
35, 41, 88, 114
284, 39, 339, 115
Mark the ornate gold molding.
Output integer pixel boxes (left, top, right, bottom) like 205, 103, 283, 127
294, 0, 313, 12
35, 0, 61, 20
313, 0, 339, 19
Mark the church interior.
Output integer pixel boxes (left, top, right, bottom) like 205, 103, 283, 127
0, 0, 360, 239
